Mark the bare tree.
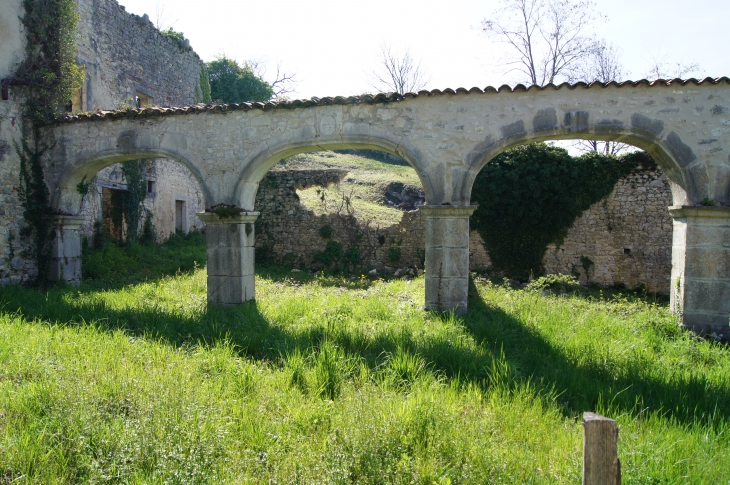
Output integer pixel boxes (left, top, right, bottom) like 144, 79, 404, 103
644, 51, 702, 79
370, 45, 430, 95
482, 0, 605, 86
247, 59, 297, 100
571, 40, 631, 154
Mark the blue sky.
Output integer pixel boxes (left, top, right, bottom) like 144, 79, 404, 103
118, 0, 730, 99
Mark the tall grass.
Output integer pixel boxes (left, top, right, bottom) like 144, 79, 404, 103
0, 238, 728, 483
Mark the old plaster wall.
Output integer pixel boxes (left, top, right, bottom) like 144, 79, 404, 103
0, 0, 36, 284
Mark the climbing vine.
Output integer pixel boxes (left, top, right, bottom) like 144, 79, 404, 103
13, 0, 85, 284
195, 64, 212, 104
108, 160, 149, 242
471, 144, 650, 280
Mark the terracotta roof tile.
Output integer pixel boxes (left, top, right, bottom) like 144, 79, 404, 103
53, 77, 730, 124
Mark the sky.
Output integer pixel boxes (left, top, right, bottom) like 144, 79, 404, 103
117, 0, 730, 100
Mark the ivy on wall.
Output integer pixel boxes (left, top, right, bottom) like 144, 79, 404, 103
195, 64, 212, 104
107, 160, 150, 242
471, 144, 651, 280
13, 0, 85, 285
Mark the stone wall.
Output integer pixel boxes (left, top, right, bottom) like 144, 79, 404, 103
0, 0, 207, 284
254, 170, 426, 274
0, 0, 36, 284
78, 159, 206, 240
470, 167, 673, 292
72, 0, 207, 241
256, 166, 674, 291
75, 0, 205, 110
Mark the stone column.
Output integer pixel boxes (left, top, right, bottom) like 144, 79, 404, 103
197, 212, 260, 306
49, 215, 85, 286
420, 205, 477, 314
669, 206, 730, 339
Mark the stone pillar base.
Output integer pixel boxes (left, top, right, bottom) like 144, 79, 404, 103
49, 215, 85, 286
669, 206, 730, 341
198, 211, 259, 306
420, 205, 477, 314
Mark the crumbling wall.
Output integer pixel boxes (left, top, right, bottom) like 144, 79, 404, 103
254, 170, 425, 274
72, 0, 207, 242
75, 0, 205, 109
0, 0, 36, 284
470, 167, 673, 292
257, 167, 674, 291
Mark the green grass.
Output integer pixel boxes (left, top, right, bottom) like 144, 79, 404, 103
278, 151, 422, 226
0, 237, 729, 484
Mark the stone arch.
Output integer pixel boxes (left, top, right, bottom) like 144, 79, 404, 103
461, 126, 693, 207
52, 148, 213, 216
233, 132, 434, 210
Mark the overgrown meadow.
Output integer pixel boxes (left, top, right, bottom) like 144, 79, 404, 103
0, 234, 728, 484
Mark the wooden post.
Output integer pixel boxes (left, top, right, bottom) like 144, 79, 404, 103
583, 412, 620, 485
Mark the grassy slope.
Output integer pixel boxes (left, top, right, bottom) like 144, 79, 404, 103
0, 237, 728, 484
276, 151, 422, 227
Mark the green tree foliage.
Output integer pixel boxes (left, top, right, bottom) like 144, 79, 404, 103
471, 143, 649, 280
207, 56, 273, 103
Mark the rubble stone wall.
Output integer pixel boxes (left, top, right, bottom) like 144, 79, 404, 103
75, 0, 205, 110
0, 0, 36, 284
254, 170, 426, 273
73, 0, 207, 242
256, 167, 674, 291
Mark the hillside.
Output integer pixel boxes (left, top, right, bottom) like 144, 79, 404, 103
275, 151, 424, 226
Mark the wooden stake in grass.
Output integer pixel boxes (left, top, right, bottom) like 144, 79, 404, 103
583, 412, 621, 485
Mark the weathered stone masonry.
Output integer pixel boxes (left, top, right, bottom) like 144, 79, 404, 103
73, 0, 208, 241
46, 78, 730, 337
254, 169, 425, 272
258, 164, 674, 293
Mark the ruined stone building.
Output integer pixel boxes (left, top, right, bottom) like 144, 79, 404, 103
0, 0, 206, 283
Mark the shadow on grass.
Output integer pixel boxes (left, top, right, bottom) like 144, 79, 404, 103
459, 280, 728, 426
0, 272, 726, 429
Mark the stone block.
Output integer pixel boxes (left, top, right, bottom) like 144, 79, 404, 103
207, 274, 255, 306
683, 279, 730, 314
425, 247, 469, 278
207, 246, 255, 277
425, 275, 468, 313
206, 223, 255, 248
425, 218, 469, 248
683, 247, 730, 279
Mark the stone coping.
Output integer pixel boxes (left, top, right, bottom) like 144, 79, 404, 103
52, 77, 730, 124
419, 205, 478, 217
669, 205, 730, 219
197, 212, 260, 224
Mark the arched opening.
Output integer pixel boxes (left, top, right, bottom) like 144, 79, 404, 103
77, 157, 208, 244
466, 134, 682, 294
251, 147, 428, 277
61, 154, 210, 241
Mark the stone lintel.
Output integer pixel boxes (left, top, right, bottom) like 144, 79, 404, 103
419, 205, 478, 218
197, 211, 260, 224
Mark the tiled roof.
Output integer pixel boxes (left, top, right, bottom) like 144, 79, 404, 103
53, 77, 730, 124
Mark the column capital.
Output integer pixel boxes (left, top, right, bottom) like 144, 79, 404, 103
197, 211, 260, 224
48, 214, 86, 229
669, 205, 730, 220
419, 205, 478, 218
